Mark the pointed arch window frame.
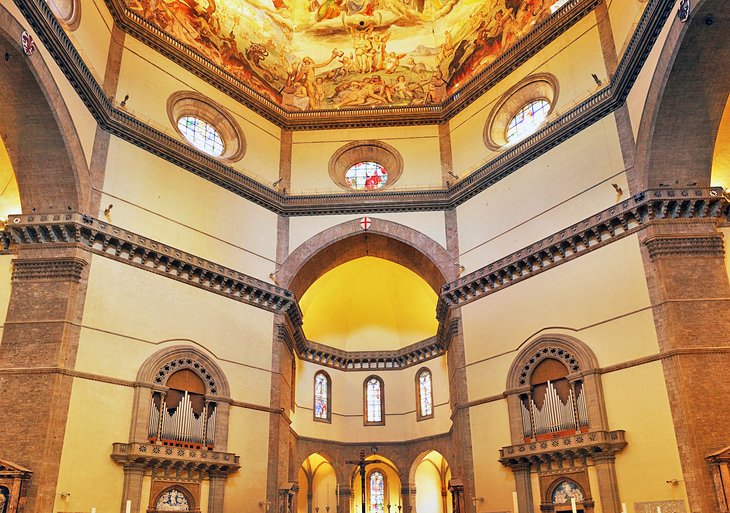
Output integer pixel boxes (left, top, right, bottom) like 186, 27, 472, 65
415, 367, 434, 421
363, 375, 385, 426
367, 468, 388, 513
313, 370, 332, 423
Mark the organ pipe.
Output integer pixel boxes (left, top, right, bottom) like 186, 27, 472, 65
521, 380, 585, 439
148, 390, 216, 446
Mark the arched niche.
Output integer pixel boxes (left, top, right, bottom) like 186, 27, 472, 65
0, 5, 90, 213
634, 0, 730, 190
130, 345, 232, 451
278, 217, 456, 300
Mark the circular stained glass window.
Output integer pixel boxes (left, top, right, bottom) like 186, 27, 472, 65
177, 115, 224, 157
505, 99, 551, 143
345, 162, 388, 191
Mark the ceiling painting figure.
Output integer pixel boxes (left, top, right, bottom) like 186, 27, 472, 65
127, 0, 567, 110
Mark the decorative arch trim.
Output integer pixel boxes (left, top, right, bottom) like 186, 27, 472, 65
278, 217, 456, 299
328, 141, 404, 191
137, 345, 231, 398
507, 335, 600, 390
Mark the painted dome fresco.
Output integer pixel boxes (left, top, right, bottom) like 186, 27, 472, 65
126, 0, 570, 113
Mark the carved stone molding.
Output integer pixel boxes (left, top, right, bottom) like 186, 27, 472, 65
437, 188, 729, 319
111, 442, 240, 477
499, 430, 627, 472
11, 257, 87, 282
13, 0, 675, 215
643, 234, 725, 259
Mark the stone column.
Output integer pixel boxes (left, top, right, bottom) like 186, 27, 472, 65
400, 484, 416, 513
0, 246, 92, 513
207, 471, 228, 513
512, 462, 534, 513
640, 225, 730, 513
592, 453, 621, 513
120, 463, 146, 513
336, 485, 351, 513
447, 479, 465, 513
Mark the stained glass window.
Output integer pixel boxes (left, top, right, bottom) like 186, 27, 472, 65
177, 115, 224, 157
505, 99, 550, 143
314, 371, 330, 421
369, 471, 385, 513
417, 369, 433, 419
345, 161, 388, 191
156, 489, 190, 511
365, 377, 383, 424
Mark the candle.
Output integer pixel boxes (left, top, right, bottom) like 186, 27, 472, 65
657, 507, 662, 513
327, 485, 330, 507
512, 491, 519, 513
570, 497, 577, 513
92, 508, 96, 513
621, 503, 627, 513
126, 500, 132, 513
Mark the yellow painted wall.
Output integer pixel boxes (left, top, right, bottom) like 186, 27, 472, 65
457, 116, 627, 275
64, 0, 112, 82
54, 378, 132, 513
115, 37, 281, 185
292, 356, 450, 443
299, 257, 438, 351
450, 14, 607, 179
224, 407, 271, 510
608, 0, 649, 58
290, 125, 443, 194
101, 138, 278, 282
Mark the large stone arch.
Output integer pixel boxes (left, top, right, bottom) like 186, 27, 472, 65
278, 217, 458, 300
633, 0, 729, 190
0, 4, 90, 213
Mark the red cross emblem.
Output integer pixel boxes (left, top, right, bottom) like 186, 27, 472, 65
360, 217, 372, 230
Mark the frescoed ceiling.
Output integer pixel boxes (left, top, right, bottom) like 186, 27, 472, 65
125, 0, 570, 113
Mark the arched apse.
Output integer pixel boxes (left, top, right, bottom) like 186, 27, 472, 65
634, 0, 730, 190
298, 453, 337, 513
410, 450, 452, 513
0, 5, 90, 213
278, 218, 457, 301
349, 453, 401, 513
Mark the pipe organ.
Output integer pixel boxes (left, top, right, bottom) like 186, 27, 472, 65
148, 391, 216, 448
520, 380, 589, 440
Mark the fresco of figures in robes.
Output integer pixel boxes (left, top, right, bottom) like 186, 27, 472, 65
127, 0, 569, 110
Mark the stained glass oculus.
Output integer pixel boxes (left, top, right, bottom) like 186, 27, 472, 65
345, 161, 388, 191
366, 378, 382, 423
314, 372, 329, 420
418, 369, 433, 418
177, 115, 224, 157
369, 471, 385, 513
505, 99, 551, 143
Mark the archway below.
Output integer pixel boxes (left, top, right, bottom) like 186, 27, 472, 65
0, 136, 20, 225
413, 451, 452, 513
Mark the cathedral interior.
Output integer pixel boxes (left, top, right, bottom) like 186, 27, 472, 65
0, 0, 729, 511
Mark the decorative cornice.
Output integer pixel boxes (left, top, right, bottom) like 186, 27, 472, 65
12, 0, 675, 216
11, 256, 87, 281
4, 213, 302, 321
111, 442, 240, 476
499, 430, 627, 471
437, 188, 729, 319
100, 0, 600, 129
643, 234, 725, 259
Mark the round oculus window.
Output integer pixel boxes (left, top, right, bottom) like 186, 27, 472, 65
177, 115, 225, 157
505, 99, 551, 143
345, 162, 388, 191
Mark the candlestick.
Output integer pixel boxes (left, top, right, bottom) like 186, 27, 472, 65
621, 503, 627, 513
657, 507, 662, 513
91, 508, 96, 513
571, 497, 577, 513
126, 499, 132, 513
513, 491, 519, 513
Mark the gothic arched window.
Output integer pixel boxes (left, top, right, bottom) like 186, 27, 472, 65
148, 368, 218, 448
368, 470, 386, 513
364, 376, 385, 426
313, 371, 331, 423
416, 368, 433, 421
